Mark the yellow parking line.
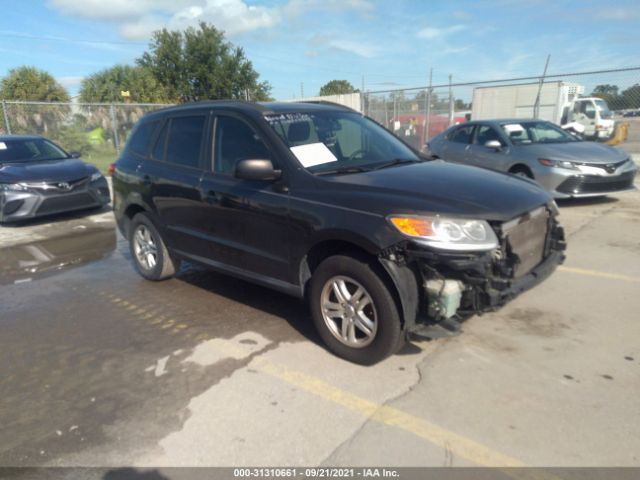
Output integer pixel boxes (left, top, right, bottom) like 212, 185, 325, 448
558, 266, 640, 283
99, 291, 524, 466
255, 357, 524, 466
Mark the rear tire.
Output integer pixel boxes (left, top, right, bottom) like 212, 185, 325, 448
309, 255, 403, 365
129, 213, 178, 281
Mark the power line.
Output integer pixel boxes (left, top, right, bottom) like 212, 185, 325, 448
366, 65, 640, 94
0, 30, 147, 46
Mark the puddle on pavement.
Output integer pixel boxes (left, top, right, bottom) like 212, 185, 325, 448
0, 226, 116, 285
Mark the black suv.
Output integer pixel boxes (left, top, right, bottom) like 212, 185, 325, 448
113, 101, 565, 364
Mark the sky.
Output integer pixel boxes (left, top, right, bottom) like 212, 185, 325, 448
0, 0, 639, 100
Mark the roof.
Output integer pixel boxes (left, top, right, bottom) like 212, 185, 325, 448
465, 118, 543, 125
0, 134, 45, 141
143, 100, 354, 120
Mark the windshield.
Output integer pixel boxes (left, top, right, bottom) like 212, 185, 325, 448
595, 99, 613, 119
264, 111, 419, 174
500, 121, 580, 145
0, 138, 69, 164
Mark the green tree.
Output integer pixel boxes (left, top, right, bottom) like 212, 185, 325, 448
319, 80, 359, 96
0, 66, 70, 136
137, 22, 271, 102
592, 84, 619, 96
591, 84, 623, 110
79, 65, 169, 103
621, 84, 640, 109
0, 66, 69, 101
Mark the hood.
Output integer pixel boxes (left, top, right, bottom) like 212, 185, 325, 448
315, 161, 551, 222
0, 158, 95, 183
514, 141, 629, 164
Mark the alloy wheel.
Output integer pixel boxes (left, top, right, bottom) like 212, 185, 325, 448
320, 275, 378, 348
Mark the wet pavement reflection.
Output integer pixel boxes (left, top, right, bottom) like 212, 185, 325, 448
0, 226, 117, 285
0, 221, 313, 466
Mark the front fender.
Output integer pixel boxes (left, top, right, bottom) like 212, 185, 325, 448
378, 257, 420, 329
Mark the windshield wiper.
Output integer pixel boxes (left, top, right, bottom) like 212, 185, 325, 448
370, 158, 422, 170
315, 165, 372, 176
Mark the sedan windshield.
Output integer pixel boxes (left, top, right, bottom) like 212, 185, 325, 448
500, 121, 580, 145
0, 138, 69, 164
264, 111, 420, 174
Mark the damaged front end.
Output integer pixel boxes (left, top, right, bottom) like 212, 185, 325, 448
379, 204, 566, 338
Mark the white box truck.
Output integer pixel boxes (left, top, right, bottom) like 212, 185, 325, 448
471, 81, 615, 140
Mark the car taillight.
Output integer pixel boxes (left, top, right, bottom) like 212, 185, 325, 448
107, 163, 116, 175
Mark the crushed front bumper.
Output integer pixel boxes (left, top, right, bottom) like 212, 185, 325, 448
379, 207, 566, 334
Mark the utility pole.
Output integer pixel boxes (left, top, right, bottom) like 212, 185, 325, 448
424, 68, 433, 143
361, 74, 365, 114
448, 74, 454, 125
300, 82, 304, 99
533, 54, 551, 118
2, 100, 11, 134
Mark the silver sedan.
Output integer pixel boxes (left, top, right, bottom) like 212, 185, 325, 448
427, 119, 637, 199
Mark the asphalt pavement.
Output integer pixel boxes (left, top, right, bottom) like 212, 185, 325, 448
1, 190, 639, 469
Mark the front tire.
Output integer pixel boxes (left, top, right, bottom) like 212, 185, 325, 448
309, 255, 403, 365
129, 213, 178, 281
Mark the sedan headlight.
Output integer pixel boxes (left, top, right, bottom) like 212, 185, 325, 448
538, 158, 577, 169
90, 172, 103, 182
388, 215, 499, 251
0, 183, 29, 192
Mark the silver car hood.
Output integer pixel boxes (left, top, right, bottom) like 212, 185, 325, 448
513, 141, 629, 164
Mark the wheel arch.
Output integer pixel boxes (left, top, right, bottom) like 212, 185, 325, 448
299, 236, 415, 328
508, 163, 534, 178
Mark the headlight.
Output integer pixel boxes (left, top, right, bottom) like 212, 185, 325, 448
0, 183, 29, 192
90, 172, 103, 182
538, 158, 577, 169
388, 215, 499, 251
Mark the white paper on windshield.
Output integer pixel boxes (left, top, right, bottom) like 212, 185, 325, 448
290, 142, 337, 168
0, 142, 6, 150
503, 123, 524, 133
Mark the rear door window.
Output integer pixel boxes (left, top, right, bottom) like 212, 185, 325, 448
165, 116, 206, 169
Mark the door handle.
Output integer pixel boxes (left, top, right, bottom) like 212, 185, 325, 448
141, 175, 152, 186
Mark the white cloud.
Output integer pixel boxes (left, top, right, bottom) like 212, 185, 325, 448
416, 25, 466, 40
328, 40, 377, 58
167, 0, 280, 37
48, 0, 374, 40
47, 0, 184, 21
119, 15, 167, 40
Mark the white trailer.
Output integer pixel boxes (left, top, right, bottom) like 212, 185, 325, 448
471, 81, 615, 140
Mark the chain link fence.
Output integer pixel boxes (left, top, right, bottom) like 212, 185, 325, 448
363, 66, 640, 155
0, 101, 173, 171
1, 66, 639, 170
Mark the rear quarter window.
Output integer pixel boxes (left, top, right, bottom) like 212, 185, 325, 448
127, 120, 159, 157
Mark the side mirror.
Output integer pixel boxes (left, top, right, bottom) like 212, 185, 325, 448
69, 151, 81, 158
235, 159, 281, 181
484, 140, 502, 151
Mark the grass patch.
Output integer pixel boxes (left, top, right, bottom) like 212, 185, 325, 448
82, 146, 119, 173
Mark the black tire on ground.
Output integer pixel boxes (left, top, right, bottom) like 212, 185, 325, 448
509, 166, 534, 179
309, 254, 404, 365
129, 212, 178, 281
